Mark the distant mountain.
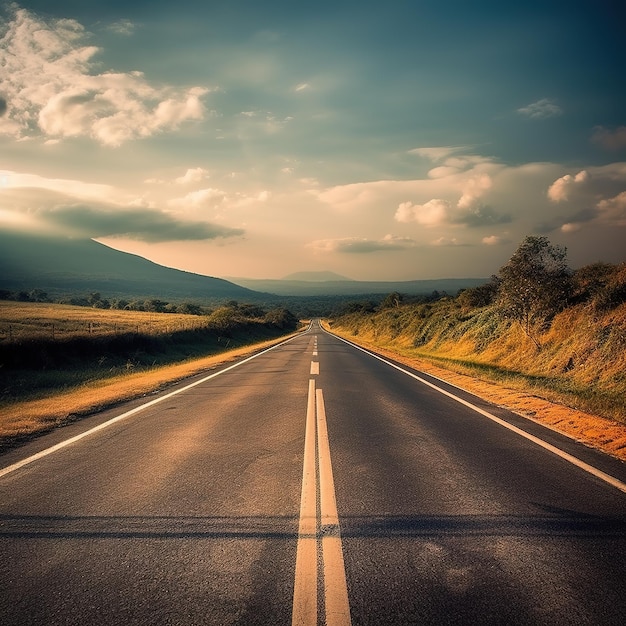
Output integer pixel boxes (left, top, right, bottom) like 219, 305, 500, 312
281, 271, 354, 282
0, 230, 262, 303
226, 276, 488, 297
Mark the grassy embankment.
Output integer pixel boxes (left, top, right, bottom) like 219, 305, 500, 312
0, 301, 302, 450
328, 299, 626, 459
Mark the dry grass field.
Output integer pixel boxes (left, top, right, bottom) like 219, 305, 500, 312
0, 301, 207, 342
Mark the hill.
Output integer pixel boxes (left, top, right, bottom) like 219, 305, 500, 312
225, 276, 488, 296
0, 230, 263, 304
280, 271, 353, 282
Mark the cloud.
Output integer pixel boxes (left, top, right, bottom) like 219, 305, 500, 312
105, 19, 135, 36
39, 204, 243, 242
482, 235, 509, 245
0, 169, 119, 202
596, 191, 626, 226
308, 234, 417, 254
408, 146, 469, 162
170, 188, 227, 208
517, 98, 562, 119
175, 168, 209, 185
457, 174, 493, 209
547, 170, 589, 202
0, 170, 243, 242
294, 83, 311, 92
541, 164, 626, 231
457, 205, 511, 227
431, 237, 463, 247
395, 199, 451, 226
0, 7, 210, 145
561, 222, 581, 233
1, 191, 243, 242
591, 126, 626, 151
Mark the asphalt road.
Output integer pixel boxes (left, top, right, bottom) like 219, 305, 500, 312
1, 320, 625, 625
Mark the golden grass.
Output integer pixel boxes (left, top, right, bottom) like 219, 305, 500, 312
0, 301, 206, 341
324, 322, 626, 461
0, 332, 298, 445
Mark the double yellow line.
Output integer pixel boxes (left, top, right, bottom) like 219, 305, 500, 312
292, 378, 351, 626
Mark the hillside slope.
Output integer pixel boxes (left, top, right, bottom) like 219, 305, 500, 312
0, 230, 262, 303
329, 299, 626, 424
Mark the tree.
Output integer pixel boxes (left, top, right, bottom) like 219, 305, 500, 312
380, 292, 404, 309
496, 236, 570, 347
457, 275, 500, 309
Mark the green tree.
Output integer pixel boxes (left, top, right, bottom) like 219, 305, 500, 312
380, 292, 404, 309
457, 276, 500, 309
496, 236, 570, 348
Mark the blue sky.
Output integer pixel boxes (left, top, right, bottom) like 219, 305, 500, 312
1, 1, 625, 280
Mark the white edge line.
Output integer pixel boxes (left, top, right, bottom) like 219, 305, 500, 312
325, 330, 626, 495
0, 333, 305, 479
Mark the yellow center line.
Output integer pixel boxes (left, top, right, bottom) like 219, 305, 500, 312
292, 379, 352, 626
317, 388, 352, 626
292, 379, 318, 626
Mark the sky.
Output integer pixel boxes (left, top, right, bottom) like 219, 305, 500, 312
1, 0, 625, 281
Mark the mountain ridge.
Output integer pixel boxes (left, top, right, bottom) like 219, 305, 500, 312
1, 229, 489, 300
0, 230, 262, 303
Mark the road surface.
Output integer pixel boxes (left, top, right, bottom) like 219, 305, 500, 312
1, 320, 625, 625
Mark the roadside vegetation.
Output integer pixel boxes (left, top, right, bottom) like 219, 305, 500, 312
0, 300, 300, 409
329, 236, 626, 425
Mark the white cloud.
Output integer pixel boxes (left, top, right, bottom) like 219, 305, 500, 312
106, 19, 136, 36
175, 167, 209, 185
591, 126, 626, 151
0, 169, 119, 203
431, 237, 461, 246
294, 83, 311, 92
170, 188, 227, 208
547, 170, 589, 202
561, 223, 581, 233
408, 146, 469, 162
457, 174, 492, 209
482, 235, 506, 245
0, 7, 210, 145
596, 191, 626, 226
395, 199, 451, 226
517, 98, 562, 119
308, 234, 417, 254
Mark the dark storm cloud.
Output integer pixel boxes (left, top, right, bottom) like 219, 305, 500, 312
44, 203, 244, 242
0, 96, 7, 117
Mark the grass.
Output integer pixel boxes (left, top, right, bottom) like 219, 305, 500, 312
0, 301, 207, 342
323, 321, 626, 461
0, 300, 302, 420
328, 300, 626, 425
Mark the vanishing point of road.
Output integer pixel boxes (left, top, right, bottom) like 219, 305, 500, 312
1, 321, 625, 625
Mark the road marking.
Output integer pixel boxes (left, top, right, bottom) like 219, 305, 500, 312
292, 380, 352, 626
292, 380, 318, 626
0, 333, 306, 479
317, 388, 351, 626
328, 332, 626, 495
310, 361, 319, 375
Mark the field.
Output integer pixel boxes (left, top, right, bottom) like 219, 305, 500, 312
0, 301, 208, 342
0, 300, 300, 411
